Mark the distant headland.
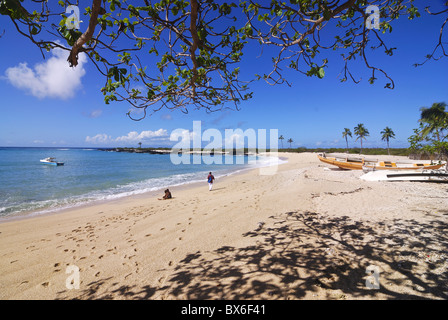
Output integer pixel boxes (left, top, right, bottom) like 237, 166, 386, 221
97, 147, 255, 155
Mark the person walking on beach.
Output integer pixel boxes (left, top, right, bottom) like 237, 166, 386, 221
207, 172, 215, 191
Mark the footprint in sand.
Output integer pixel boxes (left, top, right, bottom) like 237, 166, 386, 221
124, 273, 133, 279
53, 263, 61, 272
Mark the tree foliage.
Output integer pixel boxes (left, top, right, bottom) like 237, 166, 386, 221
278, 134, 284, 148
419, 102, 448, 142
410, 102, 448, 158
380, 126, 395, 155
354, 123, 369, 152
1, 0, 447, 120
342, 127, 352, 151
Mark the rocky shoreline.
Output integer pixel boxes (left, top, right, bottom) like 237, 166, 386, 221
98, 147, 253, 155
98, 147, 172, 154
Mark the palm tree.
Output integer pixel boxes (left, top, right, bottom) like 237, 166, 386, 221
419, 102, 448, 143
381, 126, 395, 155
342, 128, 352, 152
278, 135, 284, 149
354, 123, 369, 154
287, 138, 293, 148
138, 142, 142, 149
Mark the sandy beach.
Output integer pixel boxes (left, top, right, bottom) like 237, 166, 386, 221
0, 152, 447, 300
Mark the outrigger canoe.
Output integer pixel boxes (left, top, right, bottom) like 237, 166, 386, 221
317, 153, 365, 170
317, 153, 445, 171
361, 170, 448, 183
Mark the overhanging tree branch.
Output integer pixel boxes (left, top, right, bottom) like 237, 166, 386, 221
1, 0, 446, 120
67, 0, 103, 67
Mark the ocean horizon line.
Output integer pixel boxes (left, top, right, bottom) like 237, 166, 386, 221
0, 145, 414, 151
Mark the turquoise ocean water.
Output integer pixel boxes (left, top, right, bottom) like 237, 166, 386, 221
0, 147, 278, 220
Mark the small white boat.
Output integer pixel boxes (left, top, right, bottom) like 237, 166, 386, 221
40, 157, 64, 166
361, 170, 448, 183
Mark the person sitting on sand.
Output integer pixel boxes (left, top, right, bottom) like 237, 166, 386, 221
158, 189, 172, 200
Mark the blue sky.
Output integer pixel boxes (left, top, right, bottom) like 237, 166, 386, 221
1, 1, 447, 149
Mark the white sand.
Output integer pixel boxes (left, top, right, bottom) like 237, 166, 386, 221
0, 152, 447, 300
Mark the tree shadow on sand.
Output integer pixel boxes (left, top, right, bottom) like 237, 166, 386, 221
161, 211, 448, 300
65, 210, 448, 300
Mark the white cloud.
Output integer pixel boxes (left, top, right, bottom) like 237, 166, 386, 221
86, 129, 169, 145
161, 114, 173, 121
85, 133, 112, 144
5, 47, 87, 99
225, 133, 244, 149
88, 109, 103, 118
115, 129, 169, 143
224, 128, 257, 149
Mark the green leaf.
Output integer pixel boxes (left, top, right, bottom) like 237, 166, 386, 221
323, 9, 332, 21
317, 67, 325, 79
31, 25, 38, 35
147, 89, 155, 99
